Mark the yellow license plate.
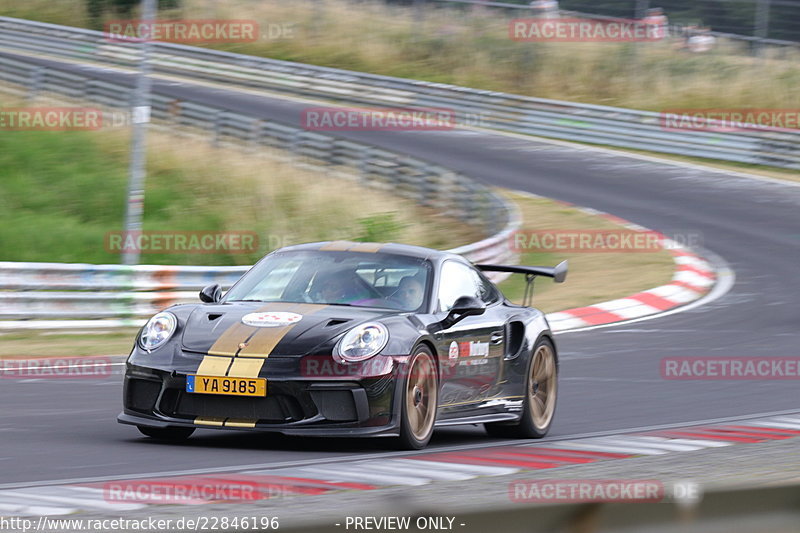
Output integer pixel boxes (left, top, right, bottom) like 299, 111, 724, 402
186, 375, 267, 397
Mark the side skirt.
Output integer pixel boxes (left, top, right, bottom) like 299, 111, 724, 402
435, 412, 519, 427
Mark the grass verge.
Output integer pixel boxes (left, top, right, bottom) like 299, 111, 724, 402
0, 97, 481, 265
0, 330, 139, 358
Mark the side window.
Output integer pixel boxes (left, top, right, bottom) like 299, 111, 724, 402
437, 261, 495, 312
476, 271, 500, 305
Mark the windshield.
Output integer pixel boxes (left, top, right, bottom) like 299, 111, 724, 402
224, 250, 432, 312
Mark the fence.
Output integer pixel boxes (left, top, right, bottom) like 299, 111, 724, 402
0, 17, 798, 169
0, 51, 519, 329
434, 0, 800, 51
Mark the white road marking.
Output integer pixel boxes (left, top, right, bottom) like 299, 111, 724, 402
593, 436, 712, 452
770, 416, 800, 424
549, 441, 668, 455
673, 270, 715, 287
0, 503, 75, 516
592, 299, 662, 319
276, 466, 429, 486
0, 487, 144, 512
390, 459, 518, 477
349, 461, 477, 481
749, 421, 800, 430
632, 436, 731, 448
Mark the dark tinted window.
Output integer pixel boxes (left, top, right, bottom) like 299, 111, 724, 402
224, 250, 432, 311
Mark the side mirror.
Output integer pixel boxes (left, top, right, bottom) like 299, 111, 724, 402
439, 295, 486, 330
199, 284, 222, 303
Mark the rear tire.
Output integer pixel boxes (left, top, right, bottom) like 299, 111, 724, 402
137, 426, 195, 442
397, 346, 438, 450
485, 337, 557, 439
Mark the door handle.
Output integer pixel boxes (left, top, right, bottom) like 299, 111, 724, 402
490, 331, 504, 345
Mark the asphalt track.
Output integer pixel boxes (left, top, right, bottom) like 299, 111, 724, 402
1, 51, 798, 486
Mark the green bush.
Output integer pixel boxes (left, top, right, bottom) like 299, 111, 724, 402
356, 213, 407, 243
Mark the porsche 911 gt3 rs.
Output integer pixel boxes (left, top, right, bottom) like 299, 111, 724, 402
118, 241, 567, 449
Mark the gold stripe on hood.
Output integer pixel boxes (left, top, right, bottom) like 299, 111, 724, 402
227, 357, 265, 378
196, 355, 233, 377
320, 241, 353, 251
349, 242, 383, 253
207, 303, 290, 356
320, 241, 382, 253
237, 303, 327, 358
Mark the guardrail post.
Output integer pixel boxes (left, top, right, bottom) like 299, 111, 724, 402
249, 118, 263, 152
167, 99, 181, 127
83, 78, 94, 101
755, 0, 771, 57
211, 110, 222, 147
359, 146, 372, 185
289, 129, 301, 162
26, 67, 43, 103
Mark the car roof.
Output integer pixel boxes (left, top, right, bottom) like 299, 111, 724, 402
276, 241, 466, 263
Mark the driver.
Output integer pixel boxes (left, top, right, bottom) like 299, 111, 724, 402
392, 276, 425, 310
311, 270, 363, 304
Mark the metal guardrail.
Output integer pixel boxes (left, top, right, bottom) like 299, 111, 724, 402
0, 17, 797, 169
0, 50, 520, 328
0, 212, 520, 325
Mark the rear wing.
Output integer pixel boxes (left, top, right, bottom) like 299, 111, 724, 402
477, 260, 567, 306
476, 260, 568, 283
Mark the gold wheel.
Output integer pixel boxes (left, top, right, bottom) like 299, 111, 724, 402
405, 350, 437, 442
529, 342, 557, 430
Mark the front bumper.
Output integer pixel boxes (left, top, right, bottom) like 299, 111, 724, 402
119, 356, 404, 437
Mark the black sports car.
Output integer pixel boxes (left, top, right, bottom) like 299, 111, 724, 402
118, 242, 567, 449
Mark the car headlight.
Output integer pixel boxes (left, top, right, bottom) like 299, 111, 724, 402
139, 311, 177, 352
335, 322, 389, 362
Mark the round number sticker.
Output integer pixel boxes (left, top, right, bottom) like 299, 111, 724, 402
242, 312, 303, 327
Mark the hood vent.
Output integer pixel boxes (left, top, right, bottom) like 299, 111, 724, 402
207, 313, 223, 321
325, 318, 351, 327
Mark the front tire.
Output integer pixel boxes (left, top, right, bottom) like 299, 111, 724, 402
137, 426, 195, 442
485, 337, 557, 439
397, 346, 438, 450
